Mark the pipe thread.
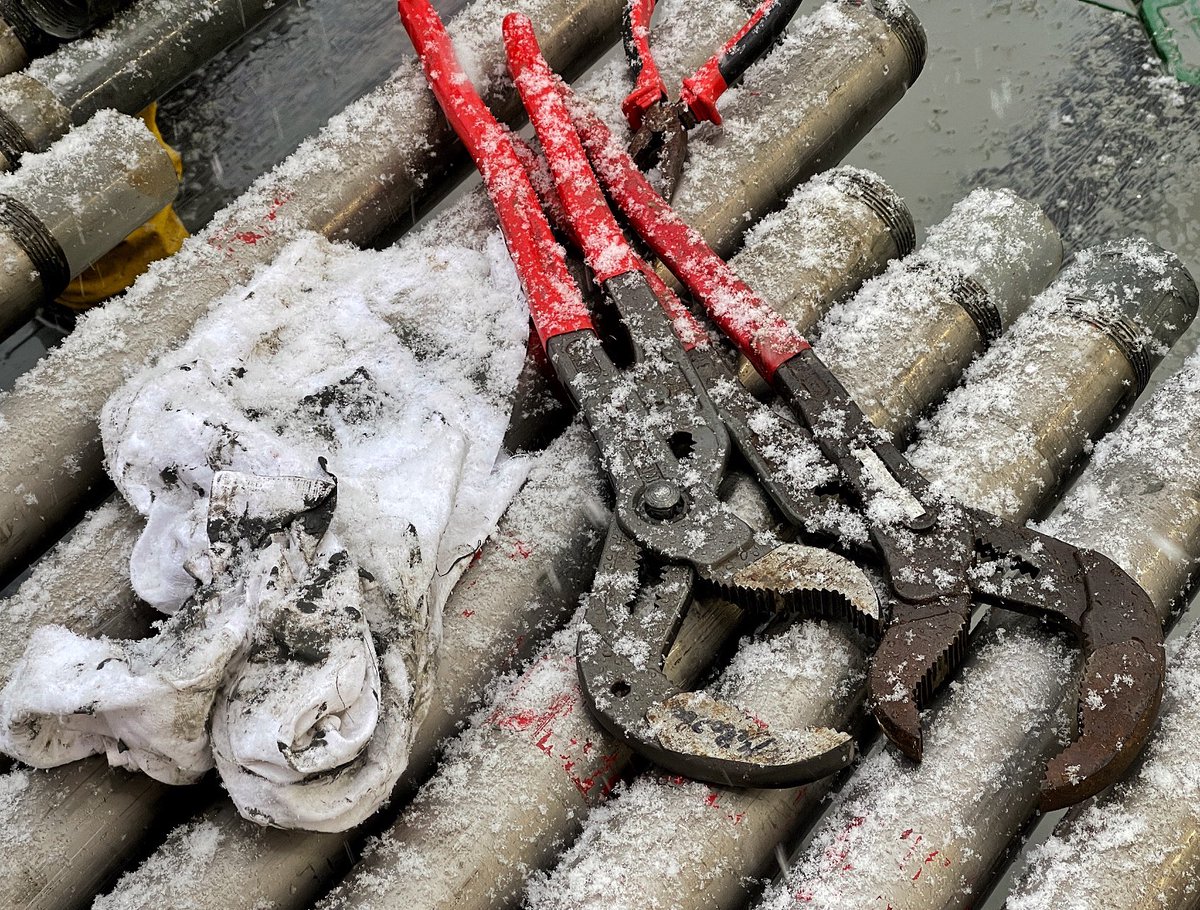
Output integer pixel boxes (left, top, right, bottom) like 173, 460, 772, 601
951, 271, 1002, 344
866, 0, 926, 85
1062, 293, 1152, 394
837, 169, 916, 257
0, 102, 30, 164
0, 193, 69, 296
0, 0, 47, 50
907, 260, 1003, 345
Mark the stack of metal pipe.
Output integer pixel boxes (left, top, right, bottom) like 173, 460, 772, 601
0, 0, 290, 171
0, 0, 1195, 907
0, 1, 927, 908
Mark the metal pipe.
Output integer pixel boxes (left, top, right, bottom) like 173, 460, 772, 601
815, 187, 1063, 438
757, 239, 1198, 910
670, 0, 924, 260
521, 192, 1059, 910
92, 123, 918, 910
20, 0, 128, 38
911, 239, 1199, 519
1002, 360, 1200, 910
0, 0, 53, 77
734, 166, 914, 393
0, 109, 178, 340
0, 498, 142, 684
0, 0, 288, 171
0, 497, 159, 906
0, 0, 625, 593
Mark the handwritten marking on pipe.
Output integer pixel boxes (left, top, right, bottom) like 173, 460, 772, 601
487, 655, 623, 800
208, 195, 291, 255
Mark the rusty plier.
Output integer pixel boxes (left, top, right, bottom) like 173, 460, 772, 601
621, 0, 804, 198
397, 0, 1165, 811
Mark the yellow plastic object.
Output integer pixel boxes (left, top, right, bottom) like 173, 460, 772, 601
57, 103, 188, 311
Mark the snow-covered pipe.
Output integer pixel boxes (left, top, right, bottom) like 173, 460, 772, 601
757, 241, 1198, 910
0, 0, 625, 591
1000, 360, 1200, 910
0, 109, 177, 340
0, 0, 286, 171
733, 166, 914, 392
815, 188, 1063, 437
7, 3, 916, 907
520, 192, 1059, 910
911, 239, 1199, 518
668, 0, 924, 259
91, 170, 914, 910
20, 0, 127, 38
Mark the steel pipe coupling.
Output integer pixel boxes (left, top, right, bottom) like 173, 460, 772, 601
911, 237, 1198, 519
0, 108, 178, 340
734, 166, 914, 394
672, 0, 926, 259
21, 0, 127, 38
816, 188, 1062, 438
0, 0, 283, 170
0, 1, 37, 77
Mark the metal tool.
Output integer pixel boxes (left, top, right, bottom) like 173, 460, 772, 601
620, 0, 803, 197
401, 0, 1164, 807
522, 191, 1059, 910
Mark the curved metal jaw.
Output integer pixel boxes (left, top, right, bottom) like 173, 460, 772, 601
627, 101, 689, 200
1038, 547, 1164, 811
866, 604, 971, 762
577, 532, 880, 788
866, 516, 1165, 810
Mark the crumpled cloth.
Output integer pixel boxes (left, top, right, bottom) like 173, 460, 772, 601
0, 231, 530, 831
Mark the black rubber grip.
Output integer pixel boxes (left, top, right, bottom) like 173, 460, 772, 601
717, 0, 804, 87
0, 193, 70, 297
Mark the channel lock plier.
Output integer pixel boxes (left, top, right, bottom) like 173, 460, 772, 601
396, 0, 1165, 810
621, 0, 804, 199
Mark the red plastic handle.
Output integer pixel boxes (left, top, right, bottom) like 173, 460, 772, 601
396, 0, 592, 347
559, 80, 809, 380
681, 0, 798, 126
505, 13, 706, 350
620, 0, 667, 130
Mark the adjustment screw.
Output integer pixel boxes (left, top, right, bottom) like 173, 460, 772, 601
643, 480, 683, 520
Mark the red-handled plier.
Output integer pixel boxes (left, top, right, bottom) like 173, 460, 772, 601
397, 0, 1166, 809
621, 0, 804, 199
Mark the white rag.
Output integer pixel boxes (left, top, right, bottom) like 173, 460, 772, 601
0, 230, 530, 830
